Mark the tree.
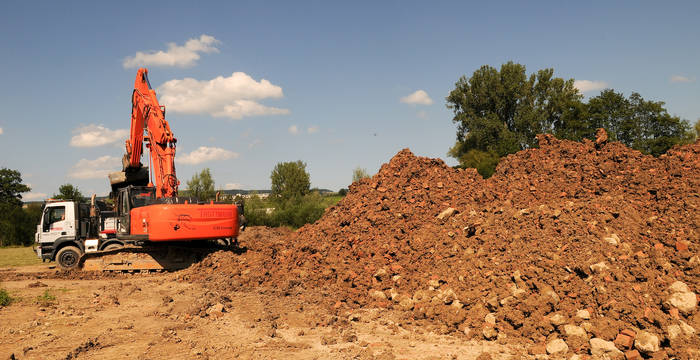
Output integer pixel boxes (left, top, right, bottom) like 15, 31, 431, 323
0, 168, 37, 246
270, 161, 310, 202
447, 62, 693, 176
186, 168, 215, 201
352, 167, 370, 183
53, 184, 85, 202
587, 90, 692, 156
0, 168, 31, 206
446, 62, 582, 176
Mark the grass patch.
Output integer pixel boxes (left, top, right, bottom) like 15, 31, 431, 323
36, 290, 56, 307
0, 288, 12, 307
0, 246, 42, 268
320, 195, 343, 208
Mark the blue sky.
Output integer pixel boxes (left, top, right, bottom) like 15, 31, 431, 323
1, 1, 698, 200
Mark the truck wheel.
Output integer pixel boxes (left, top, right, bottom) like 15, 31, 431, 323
56, 246, 82, 270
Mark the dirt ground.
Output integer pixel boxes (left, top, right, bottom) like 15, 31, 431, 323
2, 131, 698, 359
0, 238, 524, 360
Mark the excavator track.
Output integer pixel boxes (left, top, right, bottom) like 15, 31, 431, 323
79, 245, 213, 272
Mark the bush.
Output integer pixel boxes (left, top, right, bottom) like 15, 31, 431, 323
0, 288, 12, 307
456, 149, 501, 178
244, 192, 327, 228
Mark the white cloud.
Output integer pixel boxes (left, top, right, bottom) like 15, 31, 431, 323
307, 126, 319, 134
123, 34, 220, 68
70, 125, 128, 147
177, 146, 239, 165
0, 127, 3, 135
224, 183, 243, 190
400, 90, 433, 105
670, 75, 694, 83
69, 156, 121, 179
23, 192, 48, 201
574, 80, 608, 93
288, 125, 299, 135
248, 139, 262, 149
158, 72, 289, 120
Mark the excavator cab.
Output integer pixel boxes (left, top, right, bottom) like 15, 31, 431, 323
114, 185, 155, 239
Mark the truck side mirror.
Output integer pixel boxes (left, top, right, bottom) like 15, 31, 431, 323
42, 211, 50, 232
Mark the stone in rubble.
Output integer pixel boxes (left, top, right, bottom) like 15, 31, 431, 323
595, 128, 609, 147
387, 288, 399, 301
603, 234, 620, 246
666, 324, 681, 340
633, 331, 659, 354
373, 268, 388, 281
397, 295, 414, 311
563, 324, 587, 337
590, 338, 623, 358
546, 338, 568, 355
576, 309, 591, 320
679, 320, 696, 336
437, 207, 457, 220
589, 262, 609, 273
669, 281, 691, 294
206, 303, 225, 315
550, 313, 567, 326
437, 288, 457, 305
484, 313, 496, 325
482, 326, 498, 340
543, 289, 560, 305
666, 292, 697, 314
370, 290, 387, 300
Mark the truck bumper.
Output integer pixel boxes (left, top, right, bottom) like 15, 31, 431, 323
36, 244, 55, 261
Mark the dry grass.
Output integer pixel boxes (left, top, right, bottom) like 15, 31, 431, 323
0, 246, 42, 268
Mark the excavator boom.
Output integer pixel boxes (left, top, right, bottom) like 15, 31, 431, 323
124, 68, 178, 198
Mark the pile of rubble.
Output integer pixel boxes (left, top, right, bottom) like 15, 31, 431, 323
186, 130, 699, 358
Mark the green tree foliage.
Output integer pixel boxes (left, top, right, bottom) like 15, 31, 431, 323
245, 162, 329, 228
244, 192, 327, 228
0, 168, 31, 206
0, 168, 38, 247
53, 183, 85, 202
588, 90, 692, 156
352, 167, 371, 183
186, 168, 215, 201
270, 161, 311, 203
448, 62, 693, 176
446, 62, 582, 176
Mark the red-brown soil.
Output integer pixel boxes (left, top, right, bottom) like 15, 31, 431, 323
184, 131, 700, 358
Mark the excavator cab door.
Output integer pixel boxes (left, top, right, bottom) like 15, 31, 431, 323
116, 188, 131, 236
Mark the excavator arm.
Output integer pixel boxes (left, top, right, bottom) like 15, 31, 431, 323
121, 68, 179, 198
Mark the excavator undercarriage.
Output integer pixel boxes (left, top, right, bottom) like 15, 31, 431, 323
79, 242, 236, 272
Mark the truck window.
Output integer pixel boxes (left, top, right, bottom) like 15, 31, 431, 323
48, 206, 65, 223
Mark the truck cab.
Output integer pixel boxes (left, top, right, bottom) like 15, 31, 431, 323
34, 200, 118, 269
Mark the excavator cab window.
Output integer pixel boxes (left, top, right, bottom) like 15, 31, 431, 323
131, 189, 155, 208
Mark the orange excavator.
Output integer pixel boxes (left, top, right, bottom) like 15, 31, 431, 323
76, 68, 241, 271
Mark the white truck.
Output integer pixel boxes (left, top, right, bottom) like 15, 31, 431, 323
34, 199, 119, 269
